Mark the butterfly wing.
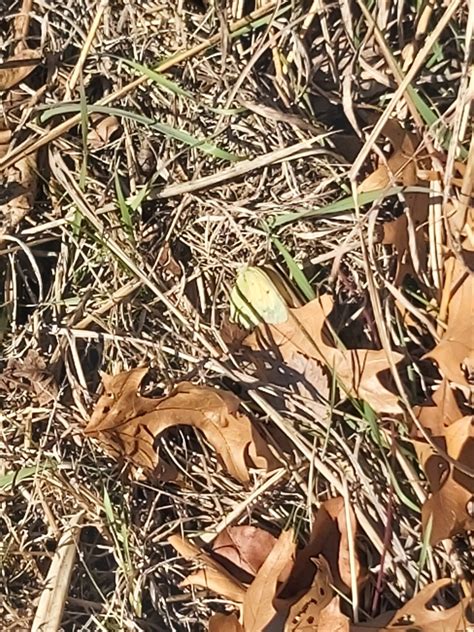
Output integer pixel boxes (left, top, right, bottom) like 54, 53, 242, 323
230, 266, 289, 328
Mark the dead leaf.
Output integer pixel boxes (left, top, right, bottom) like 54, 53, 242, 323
244, 295, 336, 362
87, 114, 121, 149
414, 416, 474, 544
245, 297, 403, 415
279, 497, 363, 600
352, 579, 471, 631
359, 119, 429, 282
212, 526, 278, 581
0, 349, 58, 405
318, 596, 351, 632
208, 613, 244, 632
282, 352, 330, 420
415, 378, 464, 437
0, 153, 38, 237
243, 530, 296, 632
319, 580, 471, 632
339, 349, 403, 415
0, 43, 41, 242
168, 534, 246, 603
0, 129, 12, 160
156, 242, 182, 279
181, 567, 247, 603
359, 120, 419, 193
425, 258, 474, 390
220, 315, 249, 349
248, 349, 330, 422
285, 556, 334, 631
85, 367, 279, 482
381, 206, 428, 283
0, 49, 42, 90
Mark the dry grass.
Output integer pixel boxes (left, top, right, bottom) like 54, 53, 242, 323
0, 0, 472, 630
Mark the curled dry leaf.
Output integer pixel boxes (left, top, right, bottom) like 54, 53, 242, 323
0, 129, 11, 160
0, 49, 42, 90
87, 114, 121, 149
317, 596, 351, 632
243, 530, 296, 632
212, 526, 278, 581
245, 296, 403, 415
280, 497, 363, 600
414, 416, 474, 544
318, 581, 471, 632
285, 556, 334, 631
0, 349, 58, 406
208, 613, 244, 632
358, 120, 419, 193
156, 242, 183, 279
168, 534, 246, 603
181, 568, 246, 604
354, 579, 471, 631
425, 257, 474, 390
0, 153, 38, 238
85, 368, 279, 483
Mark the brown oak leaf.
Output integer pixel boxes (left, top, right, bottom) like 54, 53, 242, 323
211, 526, 278, 582
353, 579, 471, 631
414, 416, 474, 544
243, 530, 296, 632
424, 258, 474, 390
284, 556, 334, 631
279, 497, 364, 601
168, 534, 246, 603
415, 378, 464, 437
85, 367, 279, 483
208, 613, 243, 632
244, 296, 403, 415
358, 119, 429, 283
0, 49, 41, 90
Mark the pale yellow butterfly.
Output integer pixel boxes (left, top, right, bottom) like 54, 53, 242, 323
229, 266, 290, 329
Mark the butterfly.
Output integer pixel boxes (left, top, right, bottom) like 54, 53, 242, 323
229, 266, 293, 329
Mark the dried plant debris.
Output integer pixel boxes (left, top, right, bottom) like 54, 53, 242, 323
1, 0, 473, 629
0, 49, 42, 91
0, 14, 42, 241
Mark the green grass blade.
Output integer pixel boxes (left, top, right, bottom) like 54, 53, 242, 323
151, 120, 239, 160
0, 462, 54, 491
120, 58, 243, 115
128, 184, 151, 212
415, 514, 433, 591
270, 234, 316, 301
363, 403, 420, 514
39, 104, 242, 161
122, 58, 193, 98
271, 186, 434, 227
102, 486, 116, 526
